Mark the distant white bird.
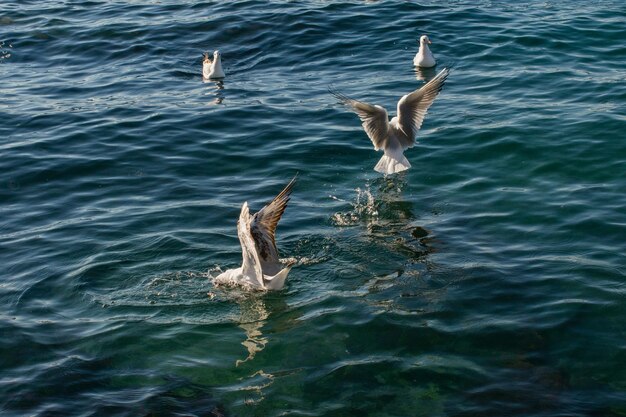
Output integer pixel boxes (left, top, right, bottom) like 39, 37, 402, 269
202, 50, 225, 79
331, 67, 449, 175
413, 35, 436, 68
213, 177, 297, 291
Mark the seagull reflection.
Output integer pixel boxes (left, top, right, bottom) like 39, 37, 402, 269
230, 293, 292, 367
236, 295, 269, 367
203, 80, 225, 105
414, 65, 438, 82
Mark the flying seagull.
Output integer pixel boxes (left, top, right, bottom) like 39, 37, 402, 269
213, 176, 297, 290
331, 67, 449, 175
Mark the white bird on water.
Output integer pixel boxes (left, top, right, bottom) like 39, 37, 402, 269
413, 35, 436, 68
202, 50, 225, 79
213, 177, 297, 291
331, 67, 450, 175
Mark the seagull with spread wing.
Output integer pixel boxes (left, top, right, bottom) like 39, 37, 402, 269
331, 67, 449, 175
213, 176, 297, 291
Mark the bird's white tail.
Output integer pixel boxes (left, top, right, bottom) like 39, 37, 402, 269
374, 153, 411, 174
263, 263, 295, 290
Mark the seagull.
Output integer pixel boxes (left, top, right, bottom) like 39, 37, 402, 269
213, 177, 297, 291
331, 67, 449, 175
203, 50, 225, 79
414, 35, 436, 68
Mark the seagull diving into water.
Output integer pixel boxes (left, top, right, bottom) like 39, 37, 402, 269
203, 50, 225, 79
414, 35, 436, 68
213, 177, 297, 291
331, 67, 450, 175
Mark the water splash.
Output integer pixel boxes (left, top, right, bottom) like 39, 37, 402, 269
93, 270, 215, 308
331, 184, 379, 226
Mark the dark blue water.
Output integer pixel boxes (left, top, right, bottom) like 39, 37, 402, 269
2, 1, 626, 416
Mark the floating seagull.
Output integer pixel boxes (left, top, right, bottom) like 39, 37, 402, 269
331, 68, 449, 175
203, 50, 225, 79
413, 35, 436, 68
213, 177, 297, 290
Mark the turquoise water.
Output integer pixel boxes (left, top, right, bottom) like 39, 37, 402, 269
2, 1, 626, 415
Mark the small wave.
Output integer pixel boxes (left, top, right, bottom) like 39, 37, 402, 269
0, 40, 12, 61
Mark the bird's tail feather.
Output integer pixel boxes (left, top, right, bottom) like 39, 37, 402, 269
263, 264, 294, 290
374, 153, 411, 174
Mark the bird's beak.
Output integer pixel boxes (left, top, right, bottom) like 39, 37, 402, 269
428, 39, 432, 44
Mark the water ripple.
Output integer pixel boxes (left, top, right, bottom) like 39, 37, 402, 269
2, 0, 626, 416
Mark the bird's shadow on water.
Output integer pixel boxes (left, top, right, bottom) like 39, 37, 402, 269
370, 174, 438, 259
331, 173, 433, 245
330, 173, 447, 305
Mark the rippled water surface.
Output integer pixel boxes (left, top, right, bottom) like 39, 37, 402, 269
2, 1, 626, 416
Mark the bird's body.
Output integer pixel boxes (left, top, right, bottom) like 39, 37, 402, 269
203, 50, 225, 79
213, 177, 296, 291
413, 35, 436, 68
332, 67, 449, 175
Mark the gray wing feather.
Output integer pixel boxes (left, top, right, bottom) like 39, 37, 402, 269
331, 88, 390, 150
237, 202, 264, 288
394, 67, 449, 149
250, 176, 296, 276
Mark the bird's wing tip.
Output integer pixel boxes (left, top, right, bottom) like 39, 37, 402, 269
328, 85, 354, 104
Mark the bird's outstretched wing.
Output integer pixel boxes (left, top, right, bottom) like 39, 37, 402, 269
330, 87, 390, 150
250, 176, 296, 276
394, 67, 449, 149
237, 202, 264, 288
